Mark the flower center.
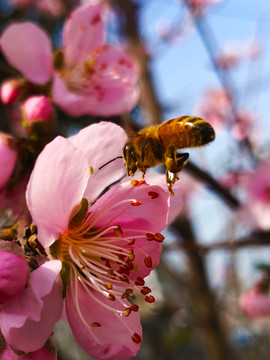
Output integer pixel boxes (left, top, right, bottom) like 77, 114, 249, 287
58, 193, 164, 344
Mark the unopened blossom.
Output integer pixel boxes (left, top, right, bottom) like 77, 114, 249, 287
0, 3, 139, 117
1, 79, 28, 105
21, 95, 56, 138
22, 96, 53, 125
0, 241, 29, 303
239, 279, 270, 319
0, 133, 17, 190
2, 122, 172, 359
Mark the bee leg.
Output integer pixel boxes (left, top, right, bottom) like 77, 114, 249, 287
165, 149, 189, 195
164, 146, 178, 195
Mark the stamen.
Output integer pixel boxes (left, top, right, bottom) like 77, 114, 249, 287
132, 333, 142, 344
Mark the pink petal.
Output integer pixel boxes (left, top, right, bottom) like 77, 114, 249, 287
129, 172, 186, 224
0, 133, 17, 189
69, 122, 127, 202
66, 280, 142, 360
63, 4, 104, 67
90, 181, 169, 280
26, 136, 90, 248
0, 23, 53, 84
91, 180, 170, 233
52, 74, 139, 117
2, 343, 57, 360
93, 45, 138, 84
0, 244, 29, 302
0, 260, 62, 353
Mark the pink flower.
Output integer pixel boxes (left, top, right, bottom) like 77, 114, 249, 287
0, 133, 17, 190
23, 122, 171, 359
0, 241, 29, 303
239, 279, 270, 319
0, 4, 139, 117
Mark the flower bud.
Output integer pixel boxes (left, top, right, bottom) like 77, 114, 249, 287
0, 133, 17, 189
1, 79, 28, 105
22, 95, 53, 125
0, 241, 29, 303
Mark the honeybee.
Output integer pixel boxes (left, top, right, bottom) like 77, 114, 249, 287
123, 116, 215, 195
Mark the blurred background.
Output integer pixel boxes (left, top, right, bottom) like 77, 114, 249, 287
1, 0, 270, 359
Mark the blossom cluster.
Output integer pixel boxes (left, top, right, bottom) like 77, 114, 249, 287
0, 3, 187, 359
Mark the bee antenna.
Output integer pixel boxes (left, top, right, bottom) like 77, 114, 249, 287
98, 156, 123, 170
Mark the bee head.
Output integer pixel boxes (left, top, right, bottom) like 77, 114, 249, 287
123, 143, 138, 176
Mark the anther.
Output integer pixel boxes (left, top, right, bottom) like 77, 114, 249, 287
114, 226, 123, 237
131, 200, 142, 206
119, 276, 129, 283
125, 308, 132, 317
135, 277, 145, 286
107, 269, 115, 276
108, 294, 115, 301
125, 259, 134, 270
145, 295, 155, 303
128, 249, 135, 261
146, 233, 155, 241
154, 233, 165, 242
141, 286, 151, 295
105, 283, 112, 290
130, 180, 139, 186
144, 256, 153, 268
128, 239, 135, 246
91, 322, 101, 327
132, 333, 142, 344
130, 304, 139, 312
148, 191, 159, 199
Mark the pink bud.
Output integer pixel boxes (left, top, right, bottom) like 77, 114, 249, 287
0, 241, 29, 303
0, 133, 17, 189
22, 95, 53, 124
1, 79, 28, 105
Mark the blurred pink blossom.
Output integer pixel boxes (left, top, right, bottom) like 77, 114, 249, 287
0, 133, 17, 190
10, 0, 65, 17
0, 3, 139, 117
187, 0, 221, 15
0, 241, 29, 303
237, 154, 270, 230
231, 110, 255, 141
216, 46, 239, 70
22, 121, 176, 359
239, 279, 270, 319
194, 89, 232, 131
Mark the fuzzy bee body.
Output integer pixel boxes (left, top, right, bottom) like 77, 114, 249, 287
123, 116, 215, 195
